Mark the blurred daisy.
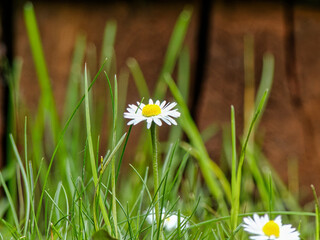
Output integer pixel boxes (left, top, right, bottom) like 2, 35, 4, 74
163, 213, 189, 231
146, 208, 189, 231
242, 214, 300, 240
124, 99, 180, 129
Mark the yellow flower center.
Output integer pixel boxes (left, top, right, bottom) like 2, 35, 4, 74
142, 104, 161, 117
263, 220, 280, 237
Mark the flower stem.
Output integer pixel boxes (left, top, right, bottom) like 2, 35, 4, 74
150, 123, 162, 234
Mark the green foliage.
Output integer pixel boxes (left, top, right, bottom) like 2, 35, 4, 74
92, 229, 118, 240
0, 2, 318, 240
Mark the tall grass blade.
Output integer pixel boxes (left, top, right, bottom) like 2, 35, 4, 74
127, 58, 150, 99
165, 74, 229, 214
24, 2, 60, 145
154, 7, 192, 99
231, 90, 269, 232
0, 172, 20, 233
84, 64, 112, 234
36, 59, 107, 224
9, 135, 31, 236
100, 20, 117, 71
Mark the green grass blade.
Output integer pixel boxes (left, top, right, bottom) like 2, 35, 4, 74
84, 64, 98, 185
64, 34, 86, 121
230, 106, 237, 198
63, 33, 86, 164
231, 90, 269, 231
9, 135, 31, 236
230, 106, 237, 232
24, 2, 60, 144
100, 20, 117, 71
165, 74, 229, 214
0, 199, 9, 218
154, 7, 193, 99
0, 172, 20, 233
167, 46, 190, 149
127, 58, 150, 99
112, 75, 119, 237
84, 64, 112, 234
316, 204, 319, 240
177, 46, 190, 102
255, 53, 274, 115
36, 59, 107, 223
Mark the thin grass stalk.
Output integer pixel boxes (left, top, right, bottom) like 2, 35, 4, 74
243, 44, 275, 209
9, 135, 32, 237
316, 205, 319, 240
64, 34, 86, 121
0, 172, 20, 234
136, 168, 149, 239
24, 2, 62, 155
100, 21, 117, 69
243, 34, 255, 137
154, 7, 192, 99
45, 187, 63, 238
64, 35, 86, 175
242, 36, 262, 205
230, 106, 237, 232
116, 70, 129, 138
84, 64, 112, 233
31, 101, 46, 177
3, 59, 21, 226
27, 160, 41, 238
111, 75, 119, 237
231, 90, 268, 233
166, 47, 190, 178
17, 163, 24, 222
312, 185, 320, 240
150, 123, 162, 238
127, 58, 150, 99
165, 74, 229, 213
36, 59, 107, 223
255, 53, 274, 120
268, 174, 274, 217
116, 125, 133, 182
84, 63, 98, 185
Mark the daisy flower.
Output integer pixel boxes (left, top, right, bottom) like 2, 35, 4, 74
123, 99, 181, 129
242, 214, 300, 240
162, 213, 189, 231
146, 208, 189, 231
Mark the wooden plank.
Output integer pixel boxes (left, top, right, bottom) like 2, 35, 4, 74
198, 1, 308, 195
294, 5, 320, 196
0, 82, 3, 168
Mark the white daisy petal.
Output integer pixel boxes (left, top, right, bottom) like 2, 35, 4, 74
160, 116, 172, 125
163, 102, 177, 111
146, 118, 153, 128
153, 117, 162, 126
146, 208, 190, 231
167, 110, 181, 118
274, 216, 282, 225
123, 99, 180, 129
127, 120, 135, 125
242, 214, 300, 240
160, 100, 166, 108
164, 116, 177, 125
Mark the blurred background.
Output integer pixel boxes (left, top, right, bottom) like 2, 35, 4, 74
1, 0, 320, 202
